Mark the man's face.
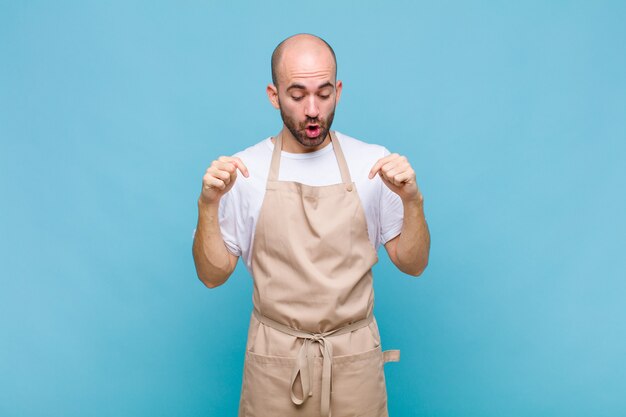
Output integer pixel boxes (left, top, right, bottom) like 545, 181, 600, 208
269, 44, 342, 148
277, 78, 338, 148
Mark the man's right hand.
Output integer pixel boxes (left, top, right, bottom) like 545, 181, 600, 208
199, 156, 249, 205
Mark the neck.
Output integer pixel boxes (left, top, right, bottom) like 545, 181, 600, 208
273, 127, 332, 153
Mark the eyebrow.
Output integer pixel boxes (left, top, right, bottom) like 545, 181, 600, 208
286, 81, 335, 91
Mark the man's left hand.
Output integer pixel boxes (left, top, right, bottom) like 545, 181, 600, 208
369, 153, 422, 203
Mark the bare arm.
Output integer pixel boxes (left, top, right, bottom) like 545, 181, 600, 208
370, 153, 430, 276
384, 197, 430, 276
192, 200, 240, 288
192, 156, 249, 288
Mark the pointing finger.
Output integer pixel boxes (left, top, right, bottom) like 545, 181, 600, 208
369, 153, 399, 179
230, 157, 249, 178
217, 156, 250, 178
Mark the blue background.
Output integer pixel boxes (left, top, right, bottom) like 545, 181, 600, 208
1, 1, 625, 416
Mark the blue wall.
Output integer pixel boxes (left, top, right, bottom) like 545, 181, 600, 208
1, 1, 625, 416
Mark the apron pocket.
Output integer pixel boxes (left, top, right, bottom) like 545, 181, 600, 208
330, 346, 389, 417
239, 350, 317, 417
240, 346, 390, 417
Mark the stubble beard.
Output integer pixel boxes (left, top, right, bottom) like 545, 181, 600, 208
279, 101, 336, 148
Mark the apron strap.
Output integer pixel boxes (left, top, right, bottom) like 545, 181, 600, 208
253, 309, 373, 417
268, 130, 354, 191
329, 130, 354, 191
268, 130, 282, 182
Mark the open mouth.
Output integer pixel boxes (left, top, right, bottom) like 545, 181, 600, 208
305, 125, 321, 138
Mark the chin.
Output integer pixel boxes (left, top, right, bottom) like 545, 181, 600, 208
297, 136, 325, 148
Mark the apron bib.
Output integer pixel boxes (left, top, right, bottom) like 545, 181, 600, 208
238, 130, 399, 417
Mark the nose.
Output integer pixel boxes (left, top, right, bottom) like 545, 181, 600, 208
304, 96, 320, 119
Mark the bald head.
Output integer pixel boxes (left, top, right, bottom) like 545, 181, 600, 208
271, 34, 337, 88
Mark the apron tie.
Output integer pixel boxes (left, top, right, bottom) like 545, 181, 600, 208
291, 334, 333, 417
254, 309, 373, 417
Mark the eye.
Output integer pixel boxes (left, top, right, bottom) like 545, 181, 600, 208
292, 96, 304, 101
319, 94, 331, 100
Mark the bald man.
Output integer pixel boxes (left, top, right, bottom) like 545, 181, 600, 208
193, 34, 430, 416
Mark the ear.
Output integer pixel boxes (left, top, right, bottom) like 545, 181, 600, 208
335, 80, 343, 104
266, 84, 280, 109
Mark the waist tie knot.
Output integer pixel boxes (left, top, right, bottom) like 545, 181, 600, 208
253, 310, 373, 417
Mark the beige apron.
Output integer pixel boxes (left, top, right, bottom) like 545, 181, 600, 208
238, 130, 400, 417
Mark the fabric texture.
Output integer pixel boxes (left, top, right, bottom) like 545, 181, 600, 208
238, 131, 396, 417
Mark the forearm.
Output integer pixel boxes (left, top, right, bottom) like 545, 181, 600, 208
192, 199, 236, 288
395, 196, 430, 276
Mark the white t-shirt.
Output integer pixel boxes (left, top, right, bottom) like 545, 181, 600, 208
207, 131, 404, 273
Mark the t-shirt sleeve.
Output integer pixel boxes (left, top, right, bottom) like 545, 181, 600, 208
218, 191, 242, 256
379, 147, 404, 244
